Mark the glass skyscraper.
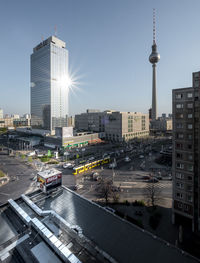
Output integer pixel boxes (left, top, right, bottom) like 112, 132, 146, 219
31, 36, 68, 133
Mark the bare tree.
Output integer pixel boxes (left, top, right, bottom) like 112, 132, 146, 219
143, 182, 162, 207
96, 178, 113, 204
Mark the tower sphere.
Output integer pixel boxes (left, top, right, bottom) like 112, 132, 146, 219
149, 44, 160, 64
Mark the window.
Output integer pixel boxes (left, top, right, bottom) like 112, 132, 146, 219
176, 94, 183, 99
178, 203, 183, 209
188, 124, 193, 129
187, 185, 193, 192
176, 173, 184, 179
188, 164, 193, 172
188, 114, 193, 118
187, 93, 193, 98
187, 195, 193, 202
176, 123, 183, 128
187, 176, 192, 181
176, 133, 184, 139
188, 144, 192, 150
176, 104, 183, 109
176, 163, 184, 169
176, 143, 183, 149
188, 154, 193, 161
176, 182, 184, 189
188, 134, 192, 140
187, 103, 193, 108
176, 192, 183, 199
176, 113, 183, 119
176, 152, 183, 159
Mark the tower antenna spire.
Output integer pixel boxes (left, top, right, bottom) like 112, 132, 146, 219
54, 25, 57, 37
153, 8, 156, 44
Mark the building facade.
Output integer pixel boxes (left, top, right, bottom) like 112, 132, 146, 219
31, 36, 68, 133
0, 109, 3, 119
151, 118, 172, 131
75, 110, 149, 142
172, 71, 200, 232
67, 116, 75, 127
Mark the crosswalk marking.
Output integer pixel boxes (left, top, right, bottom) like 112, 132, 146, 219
114, 181, 172, 189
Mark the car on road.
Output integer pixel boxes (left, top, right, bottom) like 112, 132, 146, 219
27, 151, 36, 157
63, 163, 73, 169
105, 206, 115, 213
148, 178, 159, 183
139, 155, 144, 159
142, 175, 151, 180
109, 162, 117, 169
124, 156, 131, 162
88, 156, 95, 161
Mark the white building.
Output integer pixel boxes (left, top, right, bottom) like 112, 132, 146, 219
0, 109, 3, 119
31, 36, 69, 133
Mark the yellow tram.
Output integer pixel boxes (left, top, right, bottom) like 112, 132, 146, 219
72, 157, 110, 175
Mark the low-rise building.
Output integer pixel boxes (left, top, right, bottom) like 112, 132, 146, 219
44, 132, 100, 149
0, 117, 13, 128
151, 118, 172, 131
0, 108, 3, 119
13, 117, 31, 127
75, 110, 149, 142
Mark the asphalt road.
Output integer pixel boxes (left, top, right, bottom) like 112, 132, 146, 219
0, 155, 37, 204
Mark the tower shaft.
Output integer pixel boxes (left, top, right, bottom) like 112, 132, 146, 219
152, 64, 157, 121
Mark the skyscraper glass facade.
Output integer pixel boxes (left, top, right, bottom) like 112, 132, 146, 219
31, 36, 68, 132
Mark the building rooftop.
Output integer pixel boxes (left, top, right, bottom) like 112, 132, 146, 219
37, 168, 61, 179
0, 187, 199, 263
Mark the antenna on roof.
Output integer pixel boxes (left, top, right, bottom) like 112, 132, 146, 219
54, 25, 57, 37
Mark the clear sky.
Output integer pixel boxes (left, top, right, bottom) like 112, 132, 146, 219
1, 0, 200, 117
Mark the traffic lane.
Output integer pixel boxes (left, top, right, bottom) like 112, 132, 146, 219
0, 155, 37, 204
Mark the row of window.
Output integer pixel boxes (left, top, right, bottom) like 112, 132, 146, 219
176, 123, 193, 129
175, 93, 193, 99
124, 131, 148, 137
176, 173, 193, 181
176, 143, 192, 150
176, 192, 193, 202
176, 163, 193, 171
176, 133, 192, 140
176, 103, 193, 109
176, 152, 193, 160
176, 113, 193, 119
176, 182, 193, 191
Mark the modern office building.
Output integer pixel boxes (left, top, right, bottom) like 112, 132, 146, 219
149, 9, 160, 121
75, 110, 149, 142
172, 71, 200, 232
31, 36, 68, 133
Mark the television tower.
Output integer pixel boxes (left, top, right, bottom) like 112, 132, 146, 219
149, 9, 160, 121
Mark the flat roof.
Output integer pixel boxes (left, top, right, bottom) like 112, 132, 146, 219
35, 187, 199, 263
37, 169, 61, 179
